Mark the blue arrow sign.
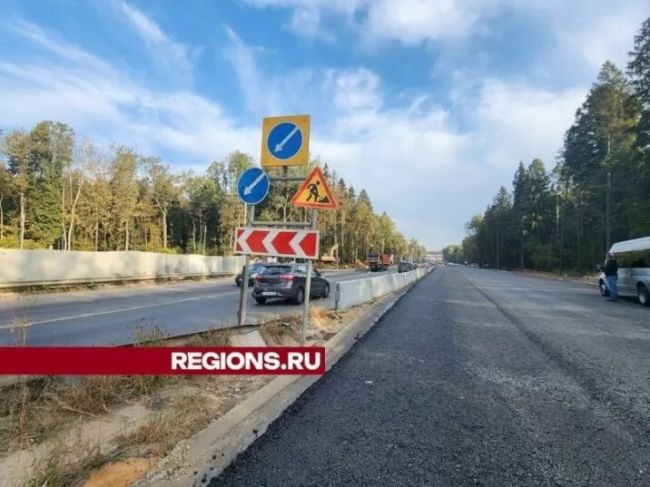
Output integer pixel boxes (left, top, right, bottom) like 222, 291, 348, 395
237, 167, 270, 205
267, 122, 303, 160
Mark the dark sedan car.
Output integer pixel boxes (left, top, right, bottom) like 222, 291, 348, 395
235, 262, 268, 287
252, 264, 330, 305
398, 261, 416, 273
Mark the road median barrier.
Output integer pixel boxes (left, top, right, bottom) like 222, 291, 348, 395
331, 267, 429, 310
0, 249, 245, 289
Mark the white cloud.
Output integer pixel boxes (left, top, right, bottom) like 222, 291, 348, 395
0, 21, 256, 164
117, 1, 194, 85
223, 26, 279, 116
243, 0, 649, 75
322, 68, 382, 111
474, 79, 585, 170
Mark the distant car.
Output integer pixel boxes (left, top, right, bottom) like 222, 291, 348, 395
235, 262, 268, 287
252, 263, 330, 305
398, 262, 416, 273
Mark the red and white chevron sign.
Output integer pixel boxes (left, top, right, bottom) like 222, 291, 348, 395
234, 227, 320, 259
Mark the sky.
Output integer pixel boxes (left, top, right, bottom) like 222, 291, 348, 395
1, 0, 649, 250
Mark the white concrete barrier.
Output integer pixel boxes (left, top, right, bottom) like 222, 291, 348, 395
0, 249, 245, 288
331, 267, 430, 310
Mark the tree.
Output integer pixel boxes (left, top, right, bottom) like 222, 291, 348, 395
0, 163, 12, 241
144, 157, 177, 249
4, 130, 30, 248
110, 147, 138, 251
28, 121, 73, 247
62, 139, 93, 250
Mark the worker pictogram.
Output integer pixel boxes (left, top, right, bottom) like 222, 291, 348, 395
291, 166, 338, 210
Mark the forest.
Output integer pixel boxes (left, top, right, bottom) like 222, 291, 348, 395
0, 123, 426, 264
446, 17, 650, 273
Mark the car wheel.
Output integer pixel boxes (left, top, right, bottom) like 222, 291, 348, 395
638, 284, 649, 306
323, 283, 330, 299
599, 280, 610, 297
254, 297, 266, 305
292, 287, 305, 305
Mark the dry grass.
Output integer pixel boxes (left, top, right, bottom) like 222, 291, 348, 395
259, 317, 300, 345
185, 327, 232, 347
0, 324, 173, 452
26, 441, 111, 487
115, 394, 212, 457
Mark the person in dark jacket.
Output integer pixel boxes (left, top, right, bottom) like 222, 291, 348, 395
603, 252, 619, 301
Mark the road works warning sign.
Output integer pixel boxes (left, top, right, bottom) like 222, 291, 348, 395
291, 166, 338, 210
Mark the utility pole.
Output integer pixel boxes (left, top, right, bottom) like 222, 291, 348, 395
301, 208, 318, 344
606, 171, 611, 251
237, 205, 254, 327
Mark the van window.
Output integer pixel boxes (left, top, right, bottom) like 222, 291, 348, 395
615, 249, 650, 268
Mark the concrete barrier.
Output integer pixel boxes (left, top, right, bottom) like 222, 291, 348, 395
331, 267, 429, 310
0, 249, 245, 288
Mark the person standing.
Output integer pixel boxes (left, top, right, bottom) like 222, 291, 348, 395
604, 252, 619, 302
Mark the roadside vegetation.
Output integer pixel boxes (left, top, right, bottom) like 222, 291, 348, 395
445, 17, 650, 274
0, 127, 426, 262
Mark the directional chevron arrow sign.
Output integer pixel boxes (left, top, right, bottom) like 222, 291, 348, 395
234, 227, 320, 259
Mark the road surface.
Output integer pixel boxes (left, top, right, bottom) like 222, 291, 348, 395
213, 266, 650, 486
0, 269, 379, 346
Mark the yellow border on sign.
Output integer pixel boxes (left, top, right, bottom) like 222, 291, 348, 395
261, 114, 311, 167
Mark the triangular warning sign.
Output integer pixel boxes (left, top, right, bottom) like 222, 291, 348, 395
291, 166, 338, 210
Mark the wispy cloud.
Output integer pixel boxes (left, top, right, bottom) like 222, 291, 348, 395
117, 1, 195, 85
0, 19, 255, 163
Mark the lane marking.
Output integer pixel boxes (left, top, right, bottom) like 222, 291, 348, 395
0, 291, 240, 330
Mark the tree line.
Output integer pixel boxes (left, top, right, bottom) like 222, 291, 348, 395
447, 17, 650, 273
0, 123, 426, 263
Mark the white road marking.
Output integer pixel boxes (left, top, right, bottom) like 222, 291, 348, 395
0, 291, 240, 330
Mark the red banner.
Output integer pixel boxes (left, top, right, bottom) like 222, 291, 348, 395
0, 347, 326, 375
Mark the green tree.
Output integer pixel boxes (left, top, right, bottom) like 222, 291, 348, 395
28, 121, 73, 247
144, 157, 177, 249
4, 130, 30, 248
110, 147, 138, 251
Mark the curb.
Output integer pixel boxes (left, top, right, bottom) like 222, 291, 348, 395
136, 275, 427, 486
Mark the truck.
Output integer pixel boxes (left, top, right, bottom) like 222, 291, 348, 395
367, 253, 393, 272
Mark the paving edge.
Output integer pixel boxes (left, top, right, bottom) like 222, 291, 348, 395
135, 273, 428, 487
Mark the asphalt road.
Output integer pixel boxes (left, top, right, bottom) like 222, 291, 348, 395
0, 269, 379, 346
213, 266, 650, 486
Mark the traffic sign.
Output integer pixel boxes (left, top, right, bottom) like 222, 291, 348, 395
237, 167, 270, 205
234, 227, 319, 260
261, 115, 310, 167
291, 166, 338, 210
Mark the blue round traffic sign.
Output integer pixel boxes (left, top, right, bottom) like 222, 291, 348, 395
267, 122, 303, 160
237, 167, 270, 205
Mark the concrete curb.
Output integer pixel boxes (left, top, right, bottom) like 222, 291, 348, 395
136, 275, 427, 487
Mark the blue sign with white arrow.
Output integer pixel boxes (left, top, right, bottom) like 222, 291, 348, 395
267, 122, 303, 160
237, 167, 270, 205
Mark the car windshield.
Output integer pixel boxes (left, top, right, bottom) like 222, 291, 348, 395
261, 266, 292, 275
251, 264, 266, 272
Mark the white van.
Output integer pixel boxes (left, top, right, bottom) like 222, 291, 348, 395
598, 236, 650, 306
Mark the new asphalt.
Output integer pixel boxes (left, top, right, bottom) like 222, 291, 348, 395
212, 266, 650, 486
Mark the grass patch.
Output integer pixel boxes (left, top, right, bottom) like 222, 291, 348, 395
115, 395, 212, 457
260, 317, 300, 345
26, 442, 112, 487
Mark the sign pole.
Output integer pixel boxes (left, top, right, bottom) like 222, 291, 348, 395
237, 204, 255, 327
301, 208, 318, 343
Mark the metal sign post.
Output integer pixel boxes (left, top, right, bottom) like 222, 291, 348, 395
237, 205, 255, 327
301, 209, 318, 343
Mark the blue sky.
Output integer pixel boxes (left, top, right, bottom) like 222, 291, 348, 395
1, 0, 649, 249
